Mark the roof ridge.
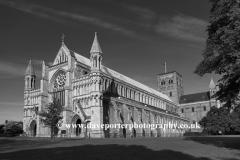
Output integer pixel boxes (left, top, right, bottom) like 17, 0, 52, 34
73, 52, 172, 102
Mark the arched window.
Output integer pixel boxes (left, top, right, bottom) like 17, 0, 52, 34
105, 80, 108, 91
52, 70, 66, 106
93, 56, 97, 68
192, 107, 195, 112
170, 92, 172, 97
155, 115, 158, 124
161, 81, 165, 85
203, 106, 206, 111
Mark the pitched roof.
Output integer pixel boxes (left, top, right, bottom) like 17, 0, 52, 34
90, 32, 102, 53
179, 92, 210, 104
70, 50, 172, 102
25, 59, 35, 76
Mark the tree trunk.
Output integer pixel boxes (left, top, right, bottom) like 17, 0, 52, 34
51, 127, 55, 142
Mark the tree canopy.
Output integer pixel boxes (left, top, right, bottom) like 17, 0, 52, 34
199, 105, 240, 135
38, 99, 63, 141
194, 0, 240, 107
3, 121, 23, 135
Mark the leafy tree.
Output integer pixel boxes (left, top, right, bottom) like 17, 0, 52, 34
199, 106, 232, 135
0, 124, 4, 133
194, 0, 240, 107
199, 105, 240, 135
3, 121, 23, 135
229, 104, 240, 133
38, 99, 63, 141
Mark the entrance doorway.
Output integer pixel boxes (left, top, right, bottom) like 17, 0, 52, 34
33, 124, 36, 137
30, 120, 37, 137
76, 119, 81, 136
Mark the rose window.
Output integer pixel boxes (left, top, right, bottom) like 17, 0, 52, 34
54, 73, 66, 89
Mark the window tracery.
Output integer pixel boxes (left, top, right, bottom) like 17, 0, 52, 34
54, 73, 66, 89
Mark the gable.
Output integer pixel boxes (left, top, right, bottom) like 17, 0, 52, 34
53, 44, 69, 66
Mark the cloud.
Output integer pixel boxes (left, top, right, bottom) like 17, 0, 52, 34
126, 6, 156, 21
0, 0, 146, 40
0, 101, 23, 106
0, 60, 26, 78
155, 14, 208, 42
0, 59, 41, 79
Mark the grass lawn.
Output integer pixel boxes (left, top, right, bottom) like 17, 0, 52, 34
0, 137, 240, 160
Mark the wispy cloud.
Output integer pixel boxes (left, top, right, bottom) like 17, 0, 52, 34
0, 101, 23, 106
0, 0, 146, 40
126, 6, 156, 21
155, 14, 208, 42
0, 59, 41, 79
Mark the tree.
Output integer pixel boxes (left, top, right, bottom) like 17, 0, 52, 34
194, 0, 240, 107
38, 99, 63, 141
3, 121, 23, 135
0, 124, 4, 133
229, 104, 240, 133
199, 106, 232, 135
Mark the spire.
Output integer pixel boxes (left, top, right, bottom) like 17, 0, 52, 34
90, 32, 102, 53
25, 59, 35, 76
209, 78, 215, 89
62, 34, 65, 44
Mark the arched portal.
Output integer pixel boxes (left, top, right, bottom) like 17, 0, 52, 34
29, 120, 37, 137
76, 119, 81, 136
71, 114, 83, 136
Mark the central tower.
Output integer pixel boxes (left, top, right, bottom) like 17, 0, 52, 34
157, 71, 184, 104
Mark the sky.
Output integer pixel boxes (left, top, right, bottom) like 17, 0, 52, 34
0, 0, 221, 124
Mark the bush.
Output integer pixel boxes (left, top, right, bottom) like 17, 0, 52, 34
3, 121, 23, 135
0, 125, 4, 133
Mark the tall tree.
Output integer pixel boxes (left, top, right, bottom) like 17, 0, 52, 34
38, 99, 63, 141
194, 0, 240, 107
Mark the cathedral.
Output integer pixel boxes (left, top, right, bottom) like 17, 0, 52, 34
157, 71, 221, 132
23, 33, 190, 138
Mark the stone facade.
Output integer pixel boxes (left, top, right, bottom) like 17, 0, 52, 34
23, 33, 189, 138
158, 72, 221, 132
157, 71, 184, 104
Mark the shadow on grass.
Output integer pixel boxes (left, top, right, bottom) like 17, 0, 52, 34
0, 138, 86, 153
0, 144, 213, 160
184, 137, 240, 150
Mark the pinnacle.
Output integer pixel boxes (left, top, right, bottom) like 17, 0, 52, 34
25, 59, 35, 76
90, 32, 102, 53
209, 78, 215, 89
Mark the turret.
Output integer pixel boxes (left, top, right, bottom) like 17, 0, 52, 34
90, 32, 102, 71
89, 32, 104, 138
25, 59, 36, 91
209, 78, 216, 98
